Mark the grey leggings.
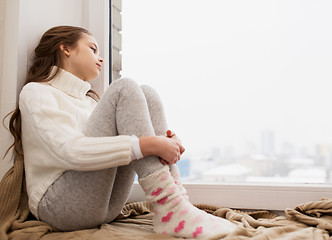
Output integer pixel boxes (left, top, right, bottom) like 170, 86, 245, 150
38, 78, 167, 231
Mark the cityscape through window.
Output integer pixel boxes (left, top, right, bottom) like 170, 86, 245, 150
122, 0, 332, 184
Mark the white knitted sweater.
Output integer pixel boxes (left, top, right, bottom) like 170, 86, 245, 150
20, 68, 139, 218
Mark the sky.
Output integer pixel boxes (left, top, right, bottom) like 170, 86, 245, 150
121, 0, 332, 158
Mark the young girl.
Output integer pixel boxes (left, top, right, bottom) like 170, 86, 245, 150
7, 25, 236, 238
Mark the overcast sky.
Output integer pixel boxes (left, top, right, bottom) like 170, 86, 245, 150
121, 0, 332, 157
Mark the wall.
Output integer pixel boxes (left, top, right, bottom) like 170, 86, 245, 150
0, 0, 110, 181
0, 0, 20, 181
0, 1, 3, 86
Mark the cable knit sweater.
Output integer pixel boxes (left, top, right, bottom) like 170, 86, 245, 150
20, 68, 141, 218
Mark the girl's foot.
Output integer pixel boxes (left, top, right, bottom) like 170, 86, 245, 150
139, 166, 236, 239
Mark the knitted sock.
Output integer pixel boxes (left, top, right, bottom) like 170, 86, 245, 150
139, 166, 236, 239
169, 164, 189, 200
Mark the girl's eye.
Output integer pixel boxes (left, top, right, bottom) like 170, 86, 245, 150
91, 47, 96, 53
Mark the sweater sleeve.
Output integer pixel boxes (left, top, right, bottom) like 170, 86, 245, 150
19, 83, 136, 171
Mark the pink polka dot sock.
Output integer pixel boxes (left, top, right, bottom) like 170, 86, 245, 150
139, 166, 236, 239
169, 164, 189, 200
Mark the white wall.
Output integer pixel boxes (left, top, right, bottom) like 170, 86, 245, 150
0, 0, 110, 181
0, 1, 4, 83
0, 0, 21, 181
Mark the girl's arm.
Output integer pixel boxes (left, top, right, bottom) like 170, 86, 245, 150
20, 83, 136, 171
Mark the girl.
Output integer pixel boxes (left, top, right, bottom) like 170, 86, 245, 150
7, 26, 236, 238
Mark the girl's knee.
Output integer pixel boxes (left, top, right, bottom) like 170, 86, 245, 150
103, 77, 144, 102
112, 77, 140, 91
141, 84, 161, 104
141, 84, 155, 94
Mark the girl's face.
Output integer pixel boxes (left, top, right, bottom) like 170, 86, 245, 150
63, 33, 103, 81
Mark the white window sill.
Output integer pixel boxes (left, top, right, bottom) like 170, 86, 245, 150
129, 182, 332, 211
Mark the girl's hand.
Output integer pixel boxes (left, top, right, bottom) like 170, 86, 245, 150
160, 130, 185, 165
139, 136, 184, 165
157, 136, 183, 165
166, 130, 185, 154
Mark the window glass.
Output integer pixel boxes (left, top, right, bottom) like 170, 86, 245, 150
122, 0, 332, 184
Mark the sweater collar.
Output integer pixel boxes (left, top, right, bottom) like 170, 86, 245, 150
48, 66, 91, 100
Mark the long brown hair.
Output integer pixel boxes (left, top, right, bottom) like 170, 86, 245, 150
3, 25, 99, 159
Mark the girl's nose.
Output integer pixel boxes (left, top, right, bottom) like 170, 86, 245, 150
98, 57, 104, 63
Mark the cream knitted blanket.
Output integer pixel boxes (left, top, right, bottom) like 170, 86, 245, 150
0, 155, 331, 240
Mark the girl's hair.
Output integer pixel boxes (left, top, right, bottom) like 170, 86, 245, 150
3, 25, 100, 159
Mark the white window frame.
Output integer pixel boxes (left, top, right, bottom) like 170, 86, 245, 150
130, 182, 332, 211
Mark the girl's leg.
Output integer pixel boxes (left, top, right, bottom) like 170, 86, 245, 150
102, 84, 168, 222
38, 78, 163, 231
140, 85, 188, 199
96, 82, 237, 239
134, 88, 237, 238
38, 168, 118, 230
140, 85, 167, 136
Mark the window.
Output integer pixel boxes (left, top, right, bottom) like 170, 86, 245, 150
122, 0, 332, 187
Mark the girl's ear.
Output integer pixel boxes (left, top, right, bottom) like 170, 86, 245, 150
59, 44, 70, 57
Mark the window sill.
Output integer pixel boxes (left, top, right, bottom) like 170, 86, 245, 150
129, 182, 332, 211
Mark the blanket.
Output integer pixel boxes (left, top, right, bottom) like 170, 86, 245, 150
1, 155, 331, 240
